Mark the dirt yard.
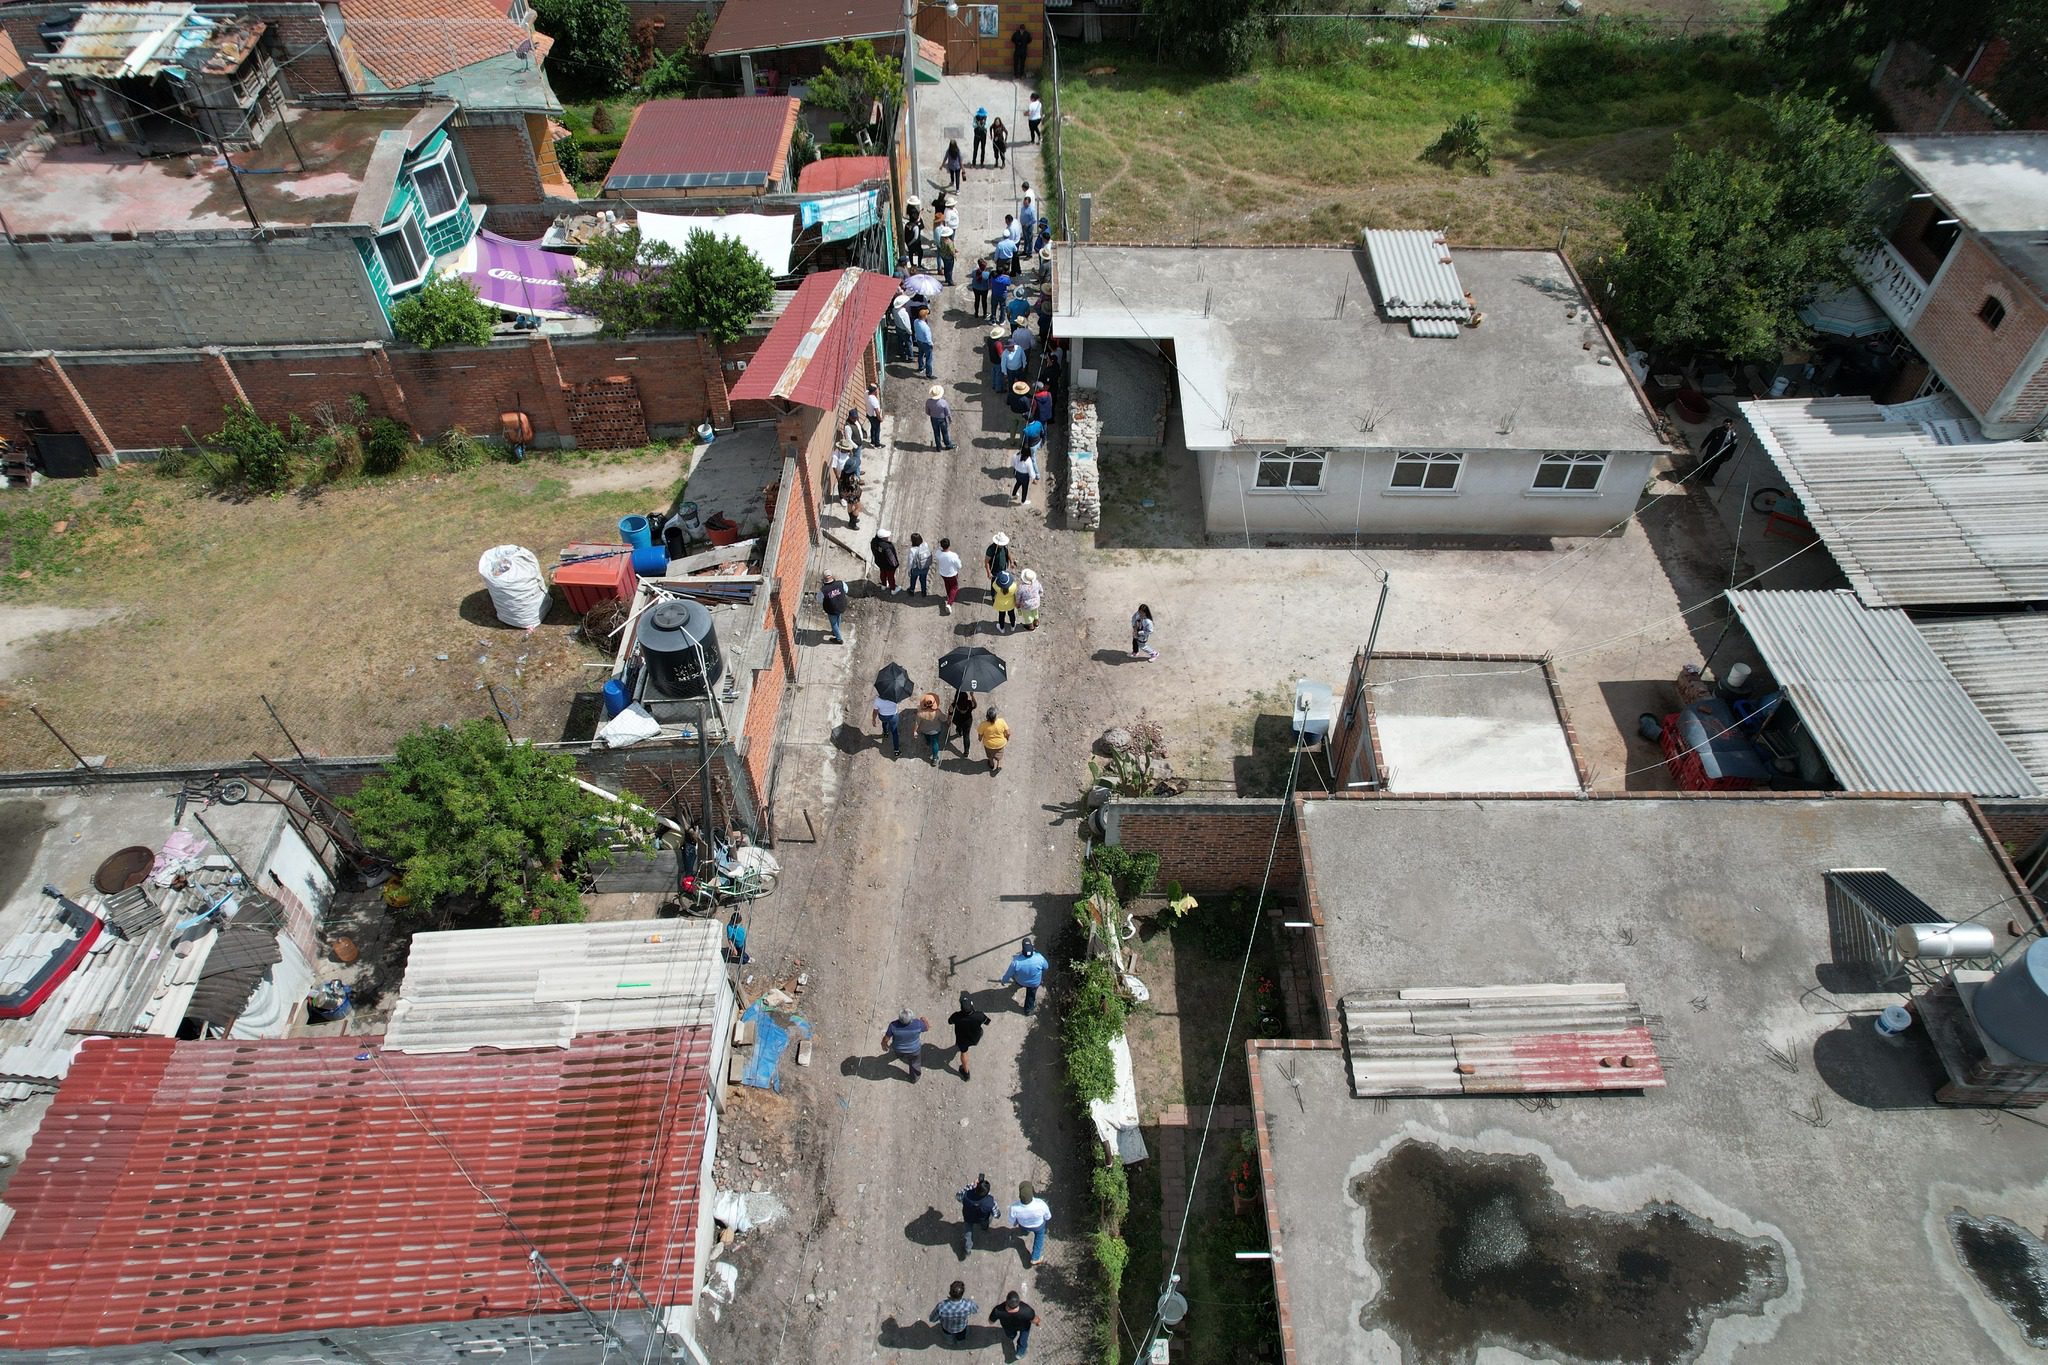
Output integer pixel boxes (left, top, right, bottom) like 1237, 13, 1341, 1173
0, 445, 693, 769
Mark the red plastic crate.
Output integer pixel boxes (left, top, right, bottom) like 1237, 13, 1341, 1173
553, 551, 634, 614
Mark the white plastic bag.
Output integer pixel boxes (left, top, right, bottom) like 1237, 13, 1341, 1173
478, 545, 548, 629
596, 702, 662, 748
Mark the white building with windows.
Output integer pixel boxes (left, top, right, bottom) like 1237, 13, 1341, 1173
1056, 239, 1667, 538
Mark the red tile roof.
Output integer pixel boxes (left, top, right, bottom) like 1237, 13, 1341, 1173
730, 268, 898, 411
798, 155, 891, 194
337, 0, 551, 90
611, 97, 799, 184
705, 0, 899, 56
0, 1030, 713, 1351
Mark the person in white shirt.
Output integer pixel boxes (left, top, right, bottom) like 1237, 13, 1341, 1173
865, 384, 883, 445
1026, 93, 1044, 144
1011, 447, 1037, 504
872, 691, 902, 756
934, 538, 963, 615
1006, 1181, 1052, 1265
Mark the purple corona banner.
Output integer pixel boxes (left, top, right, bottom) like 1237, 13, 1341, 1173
462, 231, 579, 317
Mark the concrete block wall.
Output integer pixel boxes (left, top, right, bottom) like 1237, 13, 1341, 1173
0, 238, 389, 352
1912, 235, 2048, 427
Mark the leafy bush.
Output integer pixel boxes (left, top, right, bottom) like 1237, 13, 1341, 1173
1061, 956, 1129, 1103
1422, 112, 1492, 175
361, 417, 413, 475
805, 40, 897, 126
1177, 887, 1271, 961
561, 223, 773, 338
818, 141, 865, 160
553, 133, 584, 181
437, 427, 491, 469
579, 150, 619, 185
391, 275, 495, 350
1090, 1231, 1130, 1362
203, 401, 293, 493
344, 718, 655, 925
1092, 1156, 1130, 1225
575, 130, 627, 154
1092, 844, 1159, 904
589, 100, 616, 134
639, 12, 713, 97
534, 0, 632, 97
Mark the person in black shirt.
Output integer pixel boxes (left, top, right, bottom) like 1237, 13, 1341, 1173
1010, 24, 1031, 77
989, 1292, 1040, 1356
948, 991, 989, 1080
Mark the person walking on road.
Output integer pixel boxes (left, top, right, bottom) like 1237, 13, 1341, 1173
1131, 603, 1157, 661
950, 688, 977, 753
936, 537, 962, 613
937, 224, 957, 285
992, 571, 1018, 633
977, 706, 1010, 774
990, 1291, 1041, 1357
1031, 381, 1054, 427
882, 1008, 930, 1081
986, 325, 1008, 389
985, 531, 1011, 585
959, 1176, 998, 1249
943, 138, 964, 190
992, 117, 1009, 167
1001, 940, 1049, 1014
969, 259, 993, 321
1695, 417, 1740, 485
906, 533, 934, 596
872, 689, 903, 756
1008, 1182, 1052, 1265
915, 692, 946, 764
1013, 439, 1039, 505
912, 310, 935, 379
725, 910, 749, 964
830, 435, 854, 503
871, 528, 900, 593
1026, 92, 1044, 144
866, 384, 883, 445
931, 1281, 978, 1341
1006, 375, 1031, 431
1010, 23, 1031, 76
972, 107, 989, 166
819, 576, 849, 644
1016, 567, 1043, 630
925, 386, 955, 450
948, 991, 990, 1078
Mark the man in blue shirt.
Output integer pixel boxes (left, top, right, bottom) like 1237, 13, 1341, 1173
931, 1282, 977, 1341
912, 310, 935, 379
1000, 940, 1049, 1015
882, 1008, 930, 1080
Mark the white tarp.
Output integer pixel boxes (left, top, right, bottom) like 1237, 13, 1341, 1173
636, 211, 795, 278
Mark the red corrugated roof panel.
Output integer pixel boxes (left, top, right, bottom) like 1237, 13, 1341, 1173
798, 155, 891, 194
705, 0, 897, 55
611, 97, 799, 183
0, 1030, 713, 1350
730, 268, 897, 412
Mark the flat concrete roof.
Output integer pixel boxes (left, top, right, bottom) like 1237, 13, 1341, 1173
1054, 245, 1660, 454
1264, 796, 2047, 1364
0, 106, 433, 236
1364, 653, 1582, 793
1888, 134, 2048, 295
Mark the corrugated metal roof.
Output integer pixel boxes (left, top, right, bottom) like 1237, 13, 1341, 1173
1727, 589, 2040, 797
1742, 396, 2048, 608
0, 1030, 714, 1350
611, 97, 797, 183
1362, 228, 1471, 322
1340, 984, 1663, 1097
797, 154, 890, 194
728, 266, 896, 411
384, 917, 724, 1054
705, 0, 898, 55
1916, 612, 2048, 788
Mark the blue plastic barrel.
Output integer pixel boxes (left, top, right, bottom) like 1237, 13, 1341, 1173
602, 678, 630, 717
619, 514, 652, 548
631, 543, 669, 576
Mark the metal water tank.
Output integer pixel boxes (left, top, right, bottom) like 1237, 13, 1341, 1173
1973, 939, 2048, 1063
1893, 923, 1997, 960
635, 598, 724, 699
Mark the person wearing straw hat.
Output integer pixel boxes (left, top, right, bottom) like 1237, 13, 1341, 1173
984, 531, 1011, 584
829, 434, 855, 505
987, 325, 1007, 391
1016, 567, 1043, 630
936, 223, 957, 286
1007, 379, 1032, 436
925, 385, 955, 450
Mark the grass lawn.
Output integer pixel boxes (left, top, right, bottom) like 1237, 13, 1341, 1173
1122, 893, 1286, 1118
1053, 23, 1779, 250
0, 445, 690, 770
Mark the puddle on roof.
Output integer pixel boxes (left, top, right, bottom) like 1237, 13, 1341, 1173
1949, 1210, 2048, 1347
1355, 1140, 1787, 1364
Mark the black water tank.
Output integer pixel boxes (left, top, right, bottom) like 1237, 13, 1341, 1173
636, 598, 723, 699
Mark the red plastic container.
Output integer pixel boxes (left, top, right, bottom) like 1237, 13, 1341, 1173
554, 551, 634, 614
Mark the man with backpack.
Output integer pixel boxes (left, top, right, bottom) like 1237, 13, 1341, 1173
958, 1174, 998, 1250
819, 576, 849, 644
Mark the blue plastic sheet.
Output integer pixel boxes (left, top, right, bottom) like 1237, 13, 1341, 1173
739, 999, 812, 1092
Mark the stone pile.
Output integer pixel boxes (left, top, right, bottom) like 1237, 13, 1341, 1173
1067, 389, 1102, 529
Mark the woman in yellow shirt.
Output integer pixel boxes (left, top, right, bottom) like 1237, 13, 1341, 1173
976, 707, 1011, 775
992, 571, 1018, 633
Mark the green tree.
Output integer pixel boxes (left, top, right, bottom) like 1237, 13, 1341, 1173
640, 12, 714, 98
534, 0, 633, 97
661, 228, 776, 343
203, 401, 293, 492
1768, 0, 2048, 122
1142, 0, 1273, 73
804, 40, 897, 132
344, 718, 653, 925
390, 275, 495, 350
1606, 97, 1885, 363
561, 224, 673, 334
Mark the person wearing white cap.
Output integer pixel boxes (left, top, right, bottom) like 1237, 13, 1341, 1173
984, 531, 1010, 585
870, 527, 899, 593
925, 385, 955, 450
936, 223, 957, 285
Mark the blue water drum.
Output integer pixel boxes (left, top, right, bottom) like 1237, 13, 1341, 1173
602, 678, 631, 717
631, 543, 669, 576
618, 514, 653, 547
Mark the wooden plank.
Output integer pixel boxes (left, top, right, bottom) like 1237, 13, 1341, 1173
668, 540, 760, 574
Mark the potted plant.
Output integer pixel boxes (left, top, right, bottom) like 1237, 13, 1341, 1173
1230, 1133, 1261, 1216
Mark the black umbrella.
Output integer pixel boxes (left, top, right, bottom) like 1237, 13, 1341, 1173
938, 646, 1008, 694
874, 662, 917, 703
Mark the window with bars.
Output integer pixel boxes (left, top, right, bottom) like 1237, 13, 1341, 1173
1389, 451, 1461, 491
1531, 450, 1608, 492
1254, 447, 1327, 490
375, 212, 430, 292
412, 154, 463, 221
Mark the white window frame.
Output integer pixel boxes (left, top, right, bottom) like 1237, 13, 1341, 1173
409, 146, 465, 224
375, 210, 431, 293
1251, 447, 1327, 493
1530, 450, 1608, 494
1388, 450, 1462, 494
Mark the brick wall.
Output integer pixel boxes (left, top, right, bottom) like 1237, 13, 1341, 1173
0, 331, 764, 456
1103, 797, 1301, 895
624, 0, 717, 52
1872, 43, 2006, 134
1983, 801, 2048, 863
978, 0, 1042, 73
452, 116, 545, 206
0, 237, 389, 352
258, 7, 352, 97
1913, 235, 2048, 425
